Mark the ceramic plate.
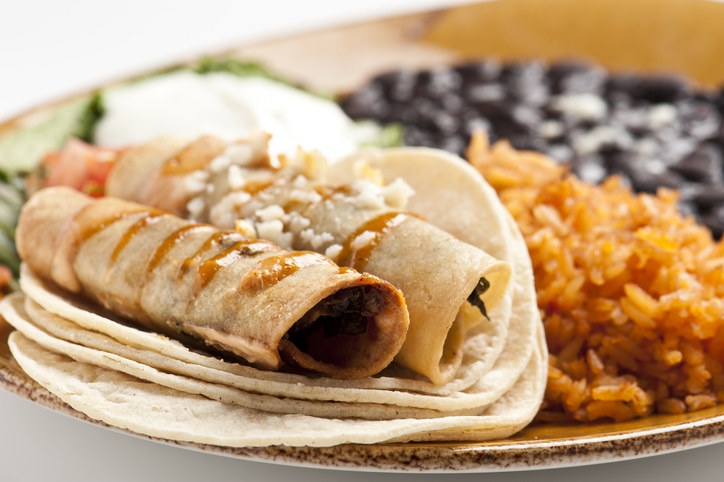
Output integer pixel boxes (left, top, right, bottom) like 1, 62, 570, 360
2, 0, 724, 472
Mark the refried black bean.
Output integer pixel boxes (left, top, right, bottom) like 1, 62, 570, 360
340, 59, 724, 238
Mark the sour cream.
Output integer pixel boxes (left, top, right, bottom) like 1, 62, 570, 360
94, 70, 369, 162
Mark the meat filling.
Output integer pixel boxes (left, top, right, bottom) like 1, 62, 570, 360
286, 285, 382, 353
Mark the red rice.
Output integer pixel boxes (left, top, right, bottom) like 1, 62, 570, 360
467, 132, 724, 422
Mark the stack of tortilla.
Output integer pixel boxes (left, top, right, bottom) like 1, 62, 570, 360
0, 145, 546, 447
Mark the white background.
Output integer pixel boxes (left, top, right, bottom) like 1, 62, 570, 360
1, 1, 723, 480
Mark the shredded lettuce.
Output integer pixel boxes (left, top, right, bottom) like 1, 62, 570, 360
0, 94, 102, 176
359, 121, 405, 148
0, 174, 24, 277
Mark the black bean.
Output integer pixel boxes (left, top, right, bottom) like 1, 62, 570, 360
604, 74, 641, 102
416, 68, 462, 99
669, 143, 723, 183
677, 100, 720, 139
570, 155, 608, 184
464, 83, 506, 103
688, 184, 724, 208
340, 58, 724, 237
461, 112, 492, 136
474, 101, 529, 137
604, 152, 684, 192
701, 205, 724, 238
632, 75, 691, 103
455, 60, 503, 84
548, 61, 606, 95
633, 171, 685, 193
500, 61, 548, 102
402, 125, 436, 147
387, 71, 418, 103
340, 82, 389, 119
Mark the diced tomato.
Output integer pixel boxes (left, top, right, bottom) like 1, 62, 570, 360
0, 265, 12, 295
42, 138, 121, 197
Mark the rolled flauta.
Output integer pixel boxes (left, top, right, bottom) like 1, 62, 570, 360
15, 186, 409, 378
106, 134, 511, 384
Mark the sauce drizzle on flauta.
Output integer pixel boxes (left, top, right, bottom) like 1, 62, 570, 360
239, 251, 336, 292
144, 224, 209, 276
110, 210, 166, 262
336, 212, 416, 271
196, 239, 276, 290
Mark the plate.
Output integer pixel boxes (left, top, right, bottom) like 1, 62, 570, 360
2, 0, 724, 472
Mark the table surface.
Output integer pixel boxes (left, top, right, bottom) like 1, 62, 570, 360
1, 1, 723, 480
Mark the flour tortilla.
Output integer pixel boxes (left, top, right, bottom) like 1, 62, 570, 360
8, 327, 545, 446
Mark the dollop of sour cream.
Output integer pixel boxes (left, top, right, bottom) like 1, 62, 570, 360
94, 70, 369, 162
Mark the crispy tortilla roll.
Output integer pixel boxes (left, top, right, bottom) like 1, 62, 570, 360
15, 186, 409, 378
106, 134, 511, 384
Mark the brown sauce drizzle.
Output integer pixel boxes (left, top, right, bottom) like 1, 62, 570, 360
336, 212, 414, 271
239, 251, 335, 292
144, 224, 208, 276
67, 205, 149, 265
177, 231, 230, 278
195, 238, 277, 290
74, 207, 147, 245
110, 210, 165, 262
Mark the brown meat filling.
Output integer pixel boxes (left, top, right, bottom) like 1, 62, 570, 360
285, 286, 383, 353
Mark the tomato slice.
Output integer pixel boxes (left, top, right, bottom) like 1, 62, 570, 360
42, 138, 121, 197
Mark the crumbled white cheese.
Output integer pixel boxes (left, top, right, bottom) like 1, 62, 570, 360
350, 180, 385, 210
577, 161, 607, 184
208, 191, 252, 228
325, 243, 343, 260
547, 144, 573, 163
227, 164, 246, 190
292, 174, 310, 188
234, 219, 257, 239
538, 120, 565, 139
572, 125, 631, 156
552, 93, 608, 121
225, 143, 255, 166
646, 104, 677, 130
381, 178, 414, 210
186, 197, 205, 221
297, 228, 334, 250
289, 188, 321, 204
287, 211, 311, 232
310, 232, 334, 250
255, 204, 286, 223
299, 228, 316, 245
183, 170, 210, 194
467, 84, 504, 102
643, 158, 667, 175
209, 154, 232, 173
256, 220, 292, 248
635, 138, 659, 157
